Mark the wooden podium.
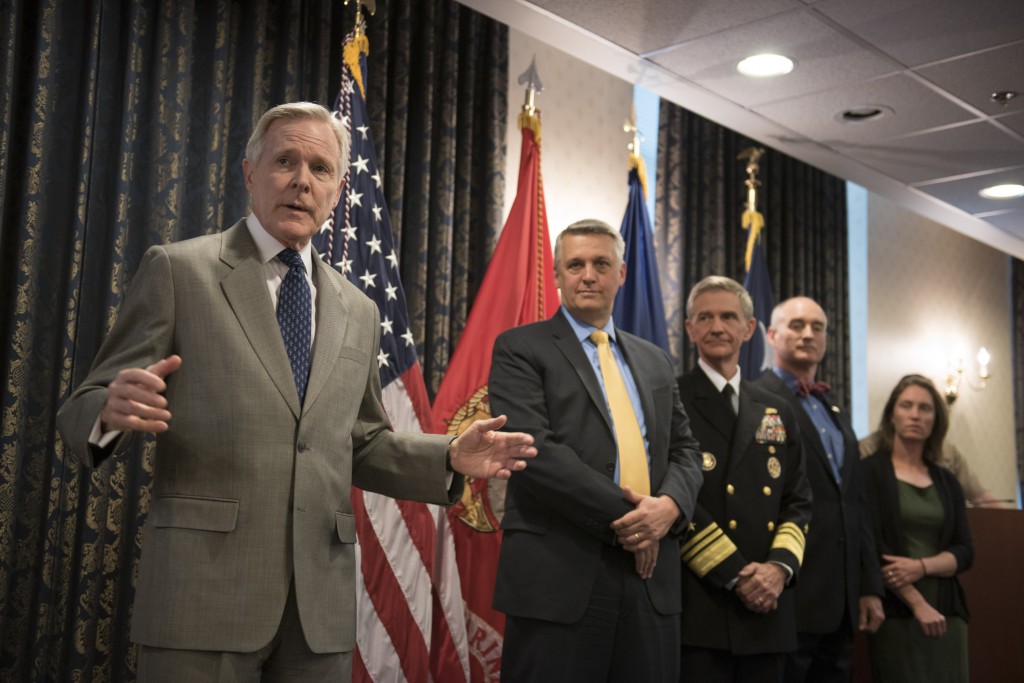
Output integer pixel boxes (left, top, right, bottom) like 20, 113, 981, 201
853, 508, 1023, 681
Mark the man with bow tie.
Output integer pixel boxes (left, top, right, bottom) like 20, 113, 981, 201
755, 296, 885, 682
677, 277, 812, 683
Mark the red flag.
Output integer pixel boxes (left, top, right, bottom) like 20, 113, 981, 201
431, 110, 560, 682
315, 28, 469, 683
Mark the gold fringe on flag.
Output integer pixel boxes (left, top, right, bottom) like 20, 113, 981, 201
742, 209, 765, 272
628, 152, 649, 201
344, 33, 370, 100
518, 108, 542, 143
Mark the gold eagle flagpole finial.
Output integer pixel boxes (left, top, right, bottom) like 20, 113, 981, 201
344, 0, 376, 38
738, 146, 766, 271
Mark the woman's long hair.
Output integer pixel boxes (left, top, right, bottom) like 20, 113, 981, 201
876, 374, 949, 464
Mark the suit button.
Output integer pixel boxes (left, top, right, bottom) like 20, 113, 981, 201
769, 445, 776, 454
763, 486, 772, 496
605, 463, 615, 473
726, 484, 735, 495
767, 521, 775, 532
297, 441, 308, 453
728, 520, 738, 530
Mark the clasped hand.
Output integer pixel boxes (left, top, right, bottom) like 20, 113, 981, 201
610, 485, 680, 579
734, 562, 786, 614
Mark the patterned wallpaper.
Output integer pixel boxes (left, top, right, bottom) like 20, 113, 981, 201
867, 193, 1017, 502
505, 29, 632, 240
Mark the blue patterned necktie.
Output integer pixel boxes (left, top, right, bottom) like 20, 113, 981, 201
276, 249, 311, 404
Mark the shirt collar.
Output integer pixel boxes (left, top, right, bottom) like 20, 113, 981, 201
245, 212, 314, 273
772, 366, 802, 395
699, 357, 741, 395
561, 305, 617, 345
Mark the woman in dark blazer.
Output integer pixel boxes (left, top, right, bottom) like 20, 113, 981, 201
862, 374, 973, 682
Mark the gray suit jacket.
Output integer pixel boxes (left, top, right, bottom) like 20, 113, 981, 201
58, 220, 459, 653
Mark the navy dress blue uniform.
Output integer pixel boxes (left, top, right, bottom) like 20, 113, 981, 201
677, 367, 812, 681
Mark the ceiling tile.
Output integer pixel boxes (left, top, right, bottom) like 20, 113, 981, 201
815, 0, 1024, 67
528, 0, 802, 54
995, 111, 1024, 138
651, 9, 901, 107
754, 73, 977, 145
916, 42, 1024, 116
835, 121, 1024, 184
981, 210, 1024, 237
915, 167, 1024, 215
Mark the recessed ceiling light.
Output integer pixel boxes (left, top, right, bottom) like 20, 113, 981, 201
737, 54, 794, 78
979, 184, 1024, 199
835, 105, 894, 124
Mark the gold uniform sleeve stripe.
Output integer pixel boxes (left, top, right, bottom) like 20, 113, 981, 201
680, 523, 738, 578
770, 522, 806, 565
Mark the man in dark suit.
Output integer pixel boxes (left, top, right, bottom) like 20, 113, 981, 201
488, 219, 704, 682
57, 102, 536, 682
677, 276, 812, 683
754, 296, 885, 682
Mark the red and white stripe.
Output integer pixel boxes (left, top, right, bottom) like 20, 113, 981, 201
353, 366, 469, 683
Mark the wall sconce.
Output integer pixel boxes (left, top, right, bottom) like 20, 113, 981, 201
944, 347, 990, 405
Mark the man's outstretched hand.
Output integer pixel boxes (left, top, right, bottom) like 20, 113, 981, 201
448, 414, 537, 479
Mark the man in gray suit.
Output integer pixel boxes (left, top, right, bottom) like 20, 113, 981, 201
488, 219, 704, 682
58, 102, 536, 682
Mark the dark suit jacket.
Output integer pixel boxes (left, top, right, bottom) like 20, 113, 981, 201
57, 220, 459, 654
755, 371, 884, 634
677, 367, 812, 655
487, 311, 704, 623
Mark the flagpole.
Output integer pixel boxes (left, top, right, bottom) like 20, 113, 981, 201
736, 146, 776, 379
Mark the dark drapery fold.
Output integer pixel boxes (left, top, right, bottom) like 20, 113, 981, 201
1014, 258, 1024, 489
655, 100, 850, 402
0, 1, 506, 680
362, 1, 507, 394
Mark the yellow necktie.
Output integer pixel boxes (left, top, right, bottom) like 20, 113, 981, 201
590, 330, 650, 495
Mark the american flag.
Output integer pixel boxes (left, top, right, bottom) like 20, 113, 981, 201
313, 30, 469, 683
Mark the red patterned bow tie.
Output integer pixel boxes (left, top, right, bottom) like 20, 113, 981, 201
795, 380, 831, 398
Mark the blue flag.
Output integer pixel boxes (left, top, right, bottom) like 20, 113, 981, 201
738, 231, 775, 380
613, 166, 670, 353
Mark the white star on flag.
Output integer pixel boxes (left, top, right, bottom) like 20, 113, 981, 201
352, 155, 370, 174
381, 316, 394, 335
359, 270, 377, 288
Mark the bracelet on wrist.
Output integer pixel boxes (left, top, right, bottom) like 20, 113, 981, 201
919, 558, 927, 577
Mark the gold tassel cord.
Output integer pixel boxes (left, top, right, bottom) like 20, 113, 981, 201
343, 33, 370, 100
742, 209, 765, 272
628, 152, 649, 201
518, 108, 541, 144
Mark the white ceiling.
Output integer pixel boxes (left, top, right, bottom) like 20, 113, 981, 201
458, 0, 1024, 258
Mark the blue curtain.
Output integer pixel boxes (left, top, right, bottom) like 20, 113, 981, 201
0, 1, 506, 679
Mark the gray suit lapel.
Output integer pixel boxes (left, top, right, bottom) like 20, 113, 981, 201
219, 222, 302, 419
303, 254, 349, 414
